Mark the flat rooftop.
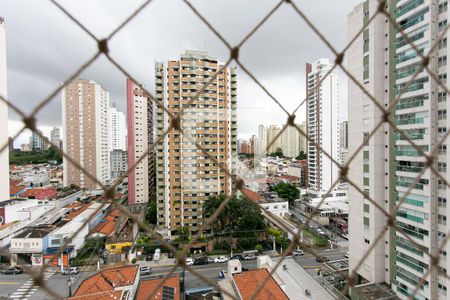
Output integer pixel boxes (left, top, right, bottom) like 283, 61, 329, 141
353, 283, 399, 300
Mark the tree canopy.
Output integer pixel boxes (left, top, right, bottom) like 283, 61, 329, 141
272, 182, 300, 204
10, 146, 62, 165
269, 147, 283, 158
296, 151, 307, 160
203, 194, 266, 233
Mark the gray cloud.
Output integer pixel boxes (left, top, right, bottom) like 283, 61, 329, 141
2, 0, 360, 145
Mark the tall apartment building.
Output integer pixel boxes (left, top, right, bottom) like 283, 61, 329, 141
62, 79, 110, 189
0, 17, 8, 201
281, 123, 306, 158
256, 124, 268, 156
50, 127, 61, 149
340, 121, 349, 165
109, 104, 126, 151
348, 1, 450, 299
155, 50, 237, 236
306, 58, 341, 198
266, 125, 282, 154
127, 79, 155, 204
110, 149, 128, 180
299, 121, 307, 155
30, 130, 44, 152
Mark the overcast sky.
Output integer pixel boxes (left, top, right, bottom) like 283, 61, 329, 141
2, 0, 361, 146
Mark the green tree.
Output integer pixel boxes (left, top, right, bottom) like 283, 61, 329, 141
273, 182, 300, 204
177, 226, 190, 243
296, 151, 307, 160
203, 194, 266, 233
146, 201, 157, 225
269, 147, 283, 158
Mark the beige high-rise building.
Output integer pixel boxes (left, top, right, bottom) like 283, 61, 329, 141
0, 17, 8, 201
266, 125, 282, 154
281, 123, 305, 158
155, 50, 237, 236
62, 79, 110, 189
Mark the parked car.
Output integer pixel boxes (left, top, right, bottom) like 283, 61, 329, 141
344, 252, 349, 258
316, 256, 330, 263
231, 254, 244, 261
186, 257, 194, 266
244, 254, 257, 260
1, 267, 23, 275
153, 248, 161, 261
168, 252, 175, 259
214, 256, 229, 263
193, 256, 209, 265
341, 233, 348, 240
145, 254, 153, 261
62, 267, 79, 275
140, 266, 152, 276
293, 249, 304, 256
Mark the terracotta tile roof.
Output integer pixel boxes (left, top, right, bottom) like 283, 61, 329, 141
242, 188, 263, 203
136, 276, 180, 300
66, 201, 83, 208
66, 203, 91, 220
73, 266, 138, 297
233, 269, 289, 300
69, 290, 123, 300
91, 209, 119, 237
10, 178, 23, 187
10, 185, 25, 196
21, 187, 57, 200
280, 175, 300, 182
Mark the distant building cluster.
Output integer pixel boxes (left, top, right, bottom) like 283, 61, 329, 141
238, 136, 256, 154
256, 123, 307, 158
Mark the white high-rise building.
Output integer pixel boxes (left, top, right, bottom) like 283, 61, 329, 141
257, 124, 268, 156
348, 1, 449, 299
306, 58, 341, 198
62, 80, 110, 189
0, 18, 8, 202
50, 127, 61, 149
340, 121, 348, 165
126, 79, 155, 205
109, 104, 126, 151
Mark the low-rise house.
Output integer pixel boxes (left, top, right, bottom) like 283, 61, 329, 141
242, 188, 289, 218
70, 265, 139, 300
9, 224, 55, 266
136, 275, 180, 300
21, 187, 57, 200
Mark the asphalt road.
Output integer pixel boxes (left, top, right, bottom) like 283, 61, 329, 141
141, 260, 258, 290
0, 261, 257, 299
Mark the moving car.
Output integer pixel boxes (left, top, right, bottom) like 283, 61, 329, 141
244, 254, 257, 260
214, 256, 229, 263
316, 256, 330, 263
62, 267, 79, 275
186, 257, 194, 266
140, 266, 152, 276
193, 256, 209, 265
344, 252, 349, 258
218, 270, 226, 279
231, 254, 244, 261
341, 233, 348, 240
1, 267, 24, 275
292, 249, 304, 256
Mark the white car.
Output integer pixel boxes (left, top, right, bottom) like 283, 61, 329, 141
341, 233, 348, 240
62, 267, 79, 275
292, 250, 304, 256
214, 256, 229, 263
344, 252, 349, 258
186, 257, 194, 266
244, 254, 257, 260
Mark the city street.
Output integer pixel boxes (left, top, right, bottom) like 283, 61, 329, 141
290, 206, 349, 249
